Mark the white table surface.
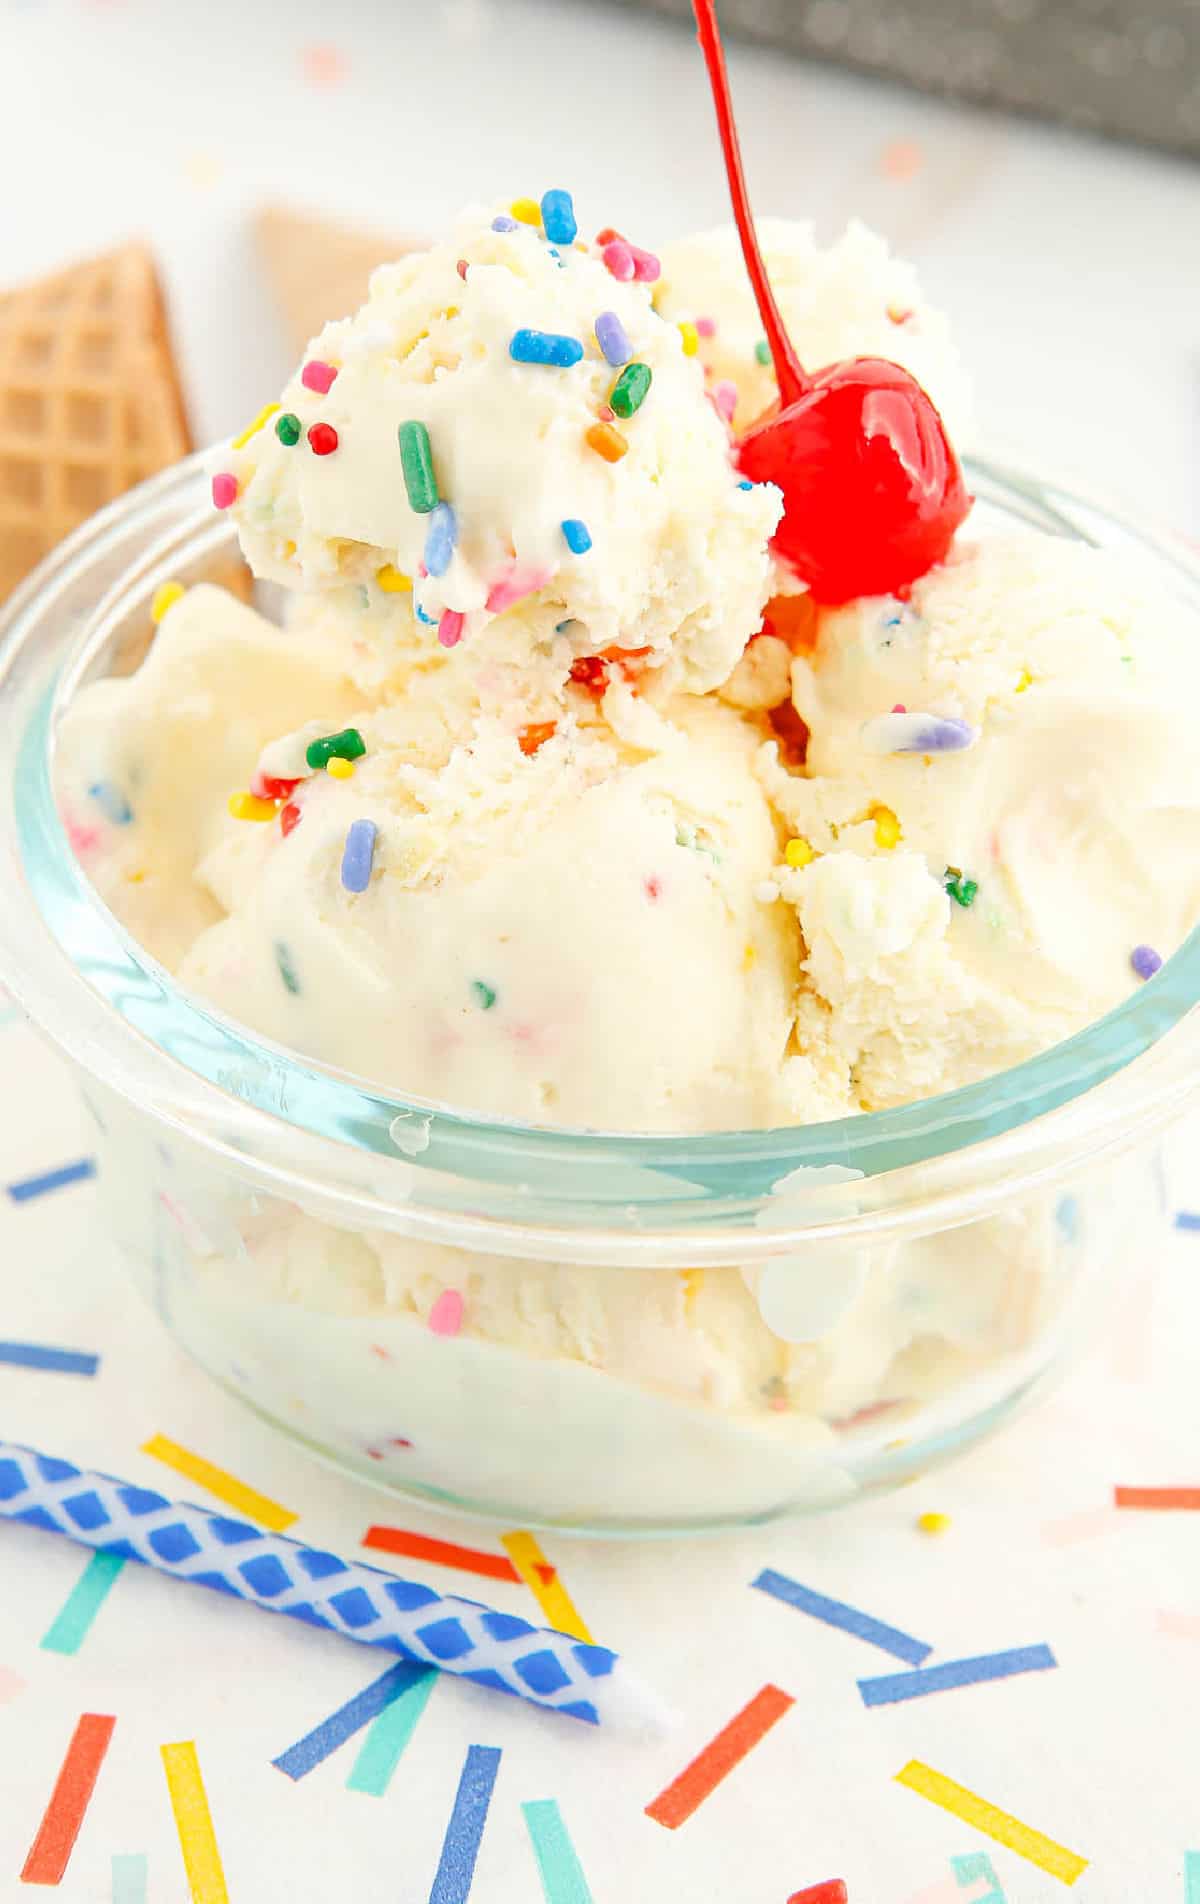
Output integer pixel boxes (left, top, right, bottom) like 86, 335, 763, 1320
3, 4, 1200, 1901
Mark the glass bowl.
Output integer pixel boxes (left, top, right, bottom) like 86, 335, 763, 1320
1, 454, 1197, 1534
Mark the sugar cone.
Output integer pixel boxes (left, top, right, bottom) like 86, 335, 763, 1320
0, 246, 192, 602
255, 205, 421, 356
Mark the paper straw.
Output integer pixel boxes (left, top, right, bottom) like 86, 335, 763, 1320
0, 1441, 664, 1732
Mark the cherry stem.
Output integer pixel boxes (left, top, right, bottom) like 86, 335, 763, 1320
691, 0, 808, 408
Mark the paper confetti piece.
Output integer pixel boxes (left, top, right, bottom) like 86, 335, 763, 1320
111, 1852, 149, 1902
1115, 1485, 1200, 1510
161, 1742, 228, 1904
952, 1850, 1006, 1899
346, 1669, 437, 1797
1185, 1850, 1200, 1902
895, 1761, 1088, 1886
363, 1526, 545, 1585
0, 1341, 98, 1376
522, 1799, 593, 1904
1174, 1211, 1200, 1230
646, 1684, 794, 1829
859, 1644, 1057, 1707
787, 1884, 848, 1904
429, 1744, 502, 1904
7, 1158, 95, 1203
41, 1550, 127, 1655
141, 1434, 297, 1532
21, 1711, 115, 1884
274, 1659, 431, 1781
502, 1531, 592, 1642
752, 1568, 932, 1664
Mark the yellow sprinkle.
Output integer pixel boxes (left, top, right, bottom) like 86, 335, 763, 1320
742, 943, 757, 970
151, 580, 186, 625
326, 757, 355, 780
510, 196, 541, 226
682, 1268, 704, 1317
784, 836, 816, 870
125, 869, 146, 885
231, 401, 280, 450
376, 563, 412, 593
1016, 668, 1032, 693
918, 1511, 952, 1535
227, 791, 277, 823
678, 320, 699, 357
872, 804, 901, 850
283, 540, 297, 560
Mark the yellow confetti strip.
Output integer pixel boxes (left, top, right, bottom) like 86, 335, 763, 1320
895, 1761, 1088, 1886
326, 757, 355, 780
917, 1511, 951, 1536
678, 321, 699, 357
502, 1530, 593, 1642
871, 804, 901, 850
161, 1742, 230, 1904
376, 563, 412, 593
142, 1434, 297, 1532
227, 792, 277, 823
784, 836, 815, 869
151, 580, 186, 625
510, 196, 542, 225
231, 402, 280, 451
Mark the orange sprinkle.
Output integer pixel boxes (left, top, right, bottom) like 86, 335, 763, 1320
586, 421, 628, 463
518, 721, 557, 757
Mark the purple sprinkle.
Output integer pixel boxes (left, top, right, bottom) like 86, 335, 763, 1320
341, 819, 378, 894
860, 711, 977, 755
594, 310, 631, 367
491, 215, 517, 232
1131, 943, 1162, 981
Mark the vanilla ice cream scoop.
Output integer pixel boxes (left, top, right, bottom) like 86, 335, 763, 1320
223, 203, 781, 695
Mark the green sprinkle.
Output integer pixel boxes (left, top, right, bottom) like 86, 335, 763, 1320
275, 942, 300, 994
275, 412, 301, 446
944, 868, 978, 908
398, 420, 439, 513
305, 727, 366, 771
609, 362, 652, 419
471, 980, 497, 1011
754, 338, 771, 365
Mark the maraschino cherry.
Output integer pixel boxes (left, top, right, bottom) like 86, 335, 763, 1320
692, 0, 970, 604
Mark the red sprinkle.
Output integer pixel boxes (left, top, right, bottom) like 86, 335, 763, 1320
629, 243, 661, 283
211, 472, 237, 509
456, 258, 469, 280
252, 772, 302, 802
279, 801, 302, 837
595, 226, 624, 246
644, 875, 663, 901
891, 703, 906, 713
301, 359, 338, 394
307, 422, 339, 456
596, 403, 616, 423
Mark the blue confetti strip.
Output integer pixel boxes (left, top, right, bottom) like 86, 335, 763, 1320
429, 1745, 502, 1904
952, 1850, 1005, 1901
41, 1550, 126, 1655
751, 1569, 932, 1664
7, 1158, 96, 1203
341, 820, 378, 895
273, 1659, 431, 1781
509, 329, 584, 369
1185, 1850, 1200, 1903
858, 1643, 1057, 1708
560, 519, 592, 555
110, 1853, 148, 1903
423, 502, 459, 578
522, 1799, 593, 1904
0, 1342, 98, 1376
346, 1668, 437, 1796
540, 190, 577, 245
1175, 1212, 1200, 1231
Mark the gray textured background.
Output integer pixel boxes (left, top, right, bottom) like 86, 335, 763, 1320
605, 0, 1200, 156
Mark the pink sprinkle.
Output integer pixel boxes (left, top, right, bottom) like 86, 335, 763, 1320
64, 815, 101, 858
301, 359, 338, 394
485, 562, 552, 614
211, 472, 238, 510
456, 258, 469, 280
629, 244, 661, 283
892, 702, 907, 713
644, 874, 663, 901
711, 380, 738, 424
417, 563, 428, 579
602, 240, 635, 282
429, 1289, 464, 1337
438, 609, 465, 649
695, 316, 717, 337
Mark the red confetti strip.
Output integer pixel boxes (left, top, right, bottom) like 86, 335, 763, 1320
1114, 1485, 1200, 1509
21, 1712, 115, 1884
362, 1526, 554, 1585
646, 1684, 794, 1829
789, 1885, 848, 1904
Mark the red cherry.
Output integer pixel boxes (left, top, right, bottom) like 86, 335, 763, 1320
693, 0, 969, 602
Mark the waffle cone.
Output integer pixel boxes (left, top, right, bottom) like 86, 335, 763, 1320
256, 205, 420, 356
0, 245, 191, 602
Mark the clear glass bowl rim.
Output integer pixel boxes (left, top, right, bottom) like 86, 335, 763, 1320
1, 451, 1199, 1263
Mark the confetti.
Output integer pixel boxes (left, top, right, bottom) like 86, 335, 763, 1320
1131, 943, 1162, 980
21, 1712, 116, 1885
755, 337, 771, 364
511, 196, 542, 225
602, 240, 635, 281
361, 1527, 531, 1583
1175, 1211, 1200, 1230
429, 1290, 465, 1337
918, 1511, 952, 1535
502, 1531, 592, 1642
471, 980, 497, 1009
424, 501, 459, 576
895, 1761, 1087, 1886
594, 310, 631, 366
141, 1432, 298, 1532
788, 1886, 848, 1904
399, 420, 440, 513
609, 361, 652, 417
429, 1744, 502, 1904
274, 1659, 429, 1781
377, 563, 412, 593
231, 404, 279, 451
439, 610, 465, 649
509, 329, 585, 368
678, 321, 699, 356
6, 1158, 96, 1203
211, 473, 237, 510
41, 1550, 126, 1655
0, 1339, 98, 1374
275, 412, 301, 446
275, 943, 301, 995
301, 359, 338, 394
859, 1643, 1057, 1707
326, 756, 355, 781
346, 1669, 437, 1796
491, 215, 518, 233
540, 189, 577, 245
341, 819, 378, 894
561, 519, 592, 554
586, 421, 628, 463
1115, 1484, 1200, 1509
1185, 1850, 1200, 1902
752, 1569, 932, 1663
785, 836, 815, 869
952, 1851, 1006, 1900
151, 579, 187, 622
305, 727, 365, 771
646, 1684, 794, 1829
110, 1852, 149, 1903
161, 1741, 229, 1903
861, 711, 977, 754
227, 791, 277, 822
522, 1798, 594, 1904
307, 421, 339, 456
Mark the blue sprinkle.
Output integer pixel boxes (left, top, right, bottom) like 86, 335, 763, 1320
860, 711, 977, 755
415, 602, 437, 625
341, 819, 378, 894
509, 329, 584, 369
561, 518, 592, 555
540, 188, 577, 245
423, 502, 458, 578
594, 309, 631, 367
737, 479, 754, 491
88, 781, 132, 825
1131, 943, 1162, 981
491, 215, 517, 232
